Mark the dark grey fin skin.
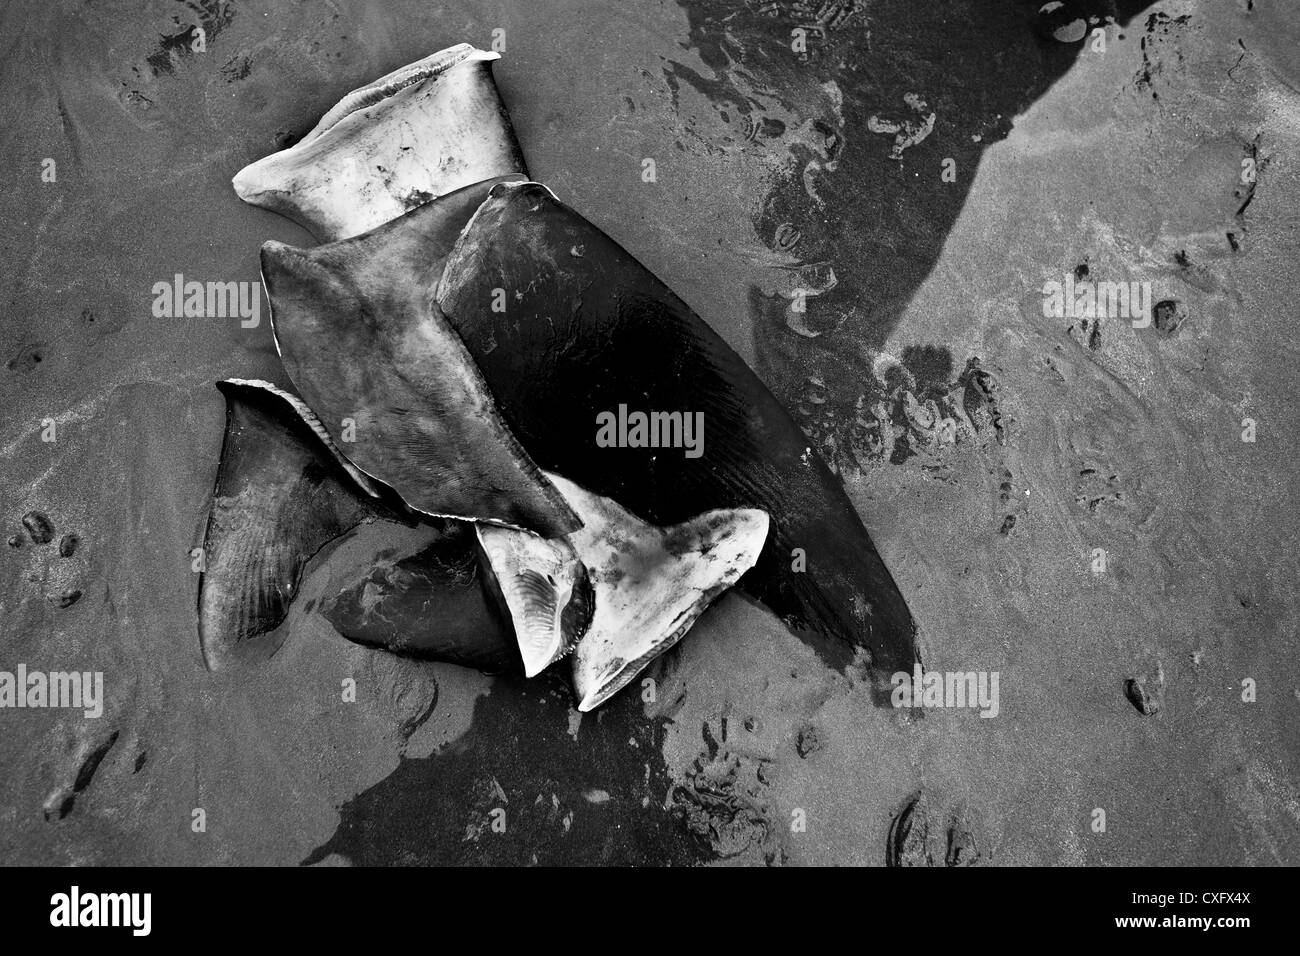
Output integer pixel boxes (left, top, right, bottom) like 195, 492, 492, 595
436, 182, 919, 680
198, 380, 399, 670
258, 175, 580, 539
320, 525, 523, 673
200, 380, 526, 672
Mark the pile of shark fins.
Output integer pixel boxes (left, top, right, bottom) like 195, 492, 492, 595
202, 42, 917, 711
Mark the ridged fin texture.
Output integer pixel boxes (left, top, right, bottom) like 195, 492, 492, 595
198, 381, 391, 669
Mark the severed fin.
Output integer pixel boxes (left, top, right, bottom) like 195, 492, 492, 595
475, 525, 593, 677
232, 45, 527, 242
258, 209, 581, 539
545, 473, 769, 713
198, 379, 397, 670
435, 180, 918, 678
318, 521, 523, 673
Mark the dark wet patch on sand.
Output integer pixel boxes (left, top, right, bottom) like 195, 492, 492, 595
671, 0, 1158, 481
788, 347, 1008, 473
7, 342, 46, 373
670, 718, 780, 863
145, 0, 239, 77
886, 791, 983, 866
43, 731, 119, 822
303, 672, 704, 866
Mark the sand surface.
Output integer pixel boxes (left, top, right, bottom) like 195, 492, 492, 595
2, 0, 1297, 865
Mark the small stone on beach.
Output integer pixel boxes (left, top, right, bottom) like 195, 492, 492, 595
50, 589, 82, 609
22, 511, 54, 545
